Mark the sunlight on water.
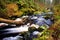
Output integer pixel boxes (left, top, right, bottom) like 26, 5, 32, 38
5, 25, 28, 33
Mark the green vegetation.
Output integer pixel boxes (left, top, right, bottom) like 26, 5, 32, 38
0, 0, 41, 19
53, 4, 60, 20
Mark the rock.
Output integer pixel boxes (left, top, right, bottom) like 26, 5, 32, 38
32, 31, 40, 35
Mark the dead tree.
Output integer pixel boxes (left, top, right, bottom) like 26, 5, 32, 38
0, 17, 28, 25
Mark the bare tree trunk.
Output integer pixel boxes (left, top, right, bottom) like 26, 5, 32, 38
0, 18, 24, 25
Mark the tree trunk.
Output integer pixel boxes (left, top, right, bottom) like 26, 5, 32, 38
0, 18, 24, 25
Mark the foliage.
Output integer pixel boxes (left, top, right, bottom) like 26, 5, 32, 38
0, 0, 41, 19
48, 20, 60, 40
53, 4, 60, 20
